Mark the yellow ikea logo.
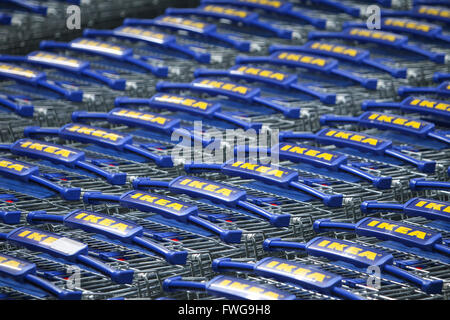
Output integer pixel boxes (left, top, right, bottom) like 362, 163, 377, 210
113, 109, 170, 125
178, 178, 233, 197
0, 63, 38, 78
264, 260, 326, 282
366, 219, 427, 239
203, 5, 249, 18
29, 52, 82, 68
17, 230, 58, 245
349, 28, 399, 42
161, 16, 206, 30
317, 240, 377, 261
280, 144, 336, 161
415, 200, 450, 213
233, 66, 287, 82
324, 130, 380, 146
66, 125, 123, 142
196, 79, 249, 95
130, 192, 185, 211
237, 0, 283, 8
118, 27, 167, 41
231, 161, 288, 178
216, 278, 283, 299
275, 52, 328, 67
72, 39, 125, 56
367, 113, 423, 129
310, 42, 359, 57
409, 98, 450, 113
384, 18, 432, 33
19, 141, 75, 158
0, 160, 28, 172
418, 6, 450, 18
73, 212, 131, 233
155, 94, 211, 110
0, 256, 23, 270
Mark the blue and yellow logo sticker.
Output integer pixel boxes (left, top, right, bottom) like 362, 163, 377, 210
121, 190, 197, 220
360, 112, 430, 133
236, 0, 285, 9
0, 63, 44, 80
8, 227, 88, 257
70, 39, 129, 57
304, 41, 368, 61
255, 257, 340, 290
208, 275, 295, 300
11, 139, 84, 164
271, 51, 337, 71
317, 128, 390, 152
61, 123, 131, 147
357, 217, 436, 246
155, 16, 210, 33
192, 78, 258, 99
0, 157, 37, 178
151, 93, 221, 116
222, 161, 298, 185
0, 253, 34, 277
114, 26, 172, 45
405, 198, 450, 222
276, 142, 345, 169
346, 28, 406, 45
307, 237, 392, 267
415, 6, 450, 21
27, 51, 88, 72
405, 97, 450, 115
229, 65, 295, 87
382, 18, 439, 34
170, 176, 246, 205
65, 210, 142, 240
201, 5, 253, 19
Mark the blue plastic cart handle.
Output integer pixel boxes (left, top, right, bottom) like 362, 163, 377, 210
308, 28, 446, 63
2, 227, 134, 284
200, 0, 327, 29
410, 178, 450, 191
433, 73, 450, 83
0, 211, 21, 224
26, 210, 187, 265
361, 197, 450, 222
83, 27, 211, 63
361, 97, 450, 121
235, 52, 378, 89
381, 6, 450, 25
0, 52, 127, 90
82, 191, 242, 244
163, 275, 297, 300
0, 0, 47, 15
0, 95, 34, 117
398, 82, 450, 98
0, 62, 83, 102
123, 15, 251, 52
156, 79, 301, 118
269, 43, 407, 78
0, 252, 82, 300
165, 5, 293, 39
114, 95, 262, 130
0, 157, 81, 200
23, 124, 174, 168
320, 112, 450, 145
263, 237, 442, 294
212, 257, 364, 300
278, 128, 436, 173
0, 13, 12, 25
314, 217, 448, 255
193, 66, 336, 104
132, 176, 291, 227
343, 19, 449, 44
39, 39, 168, 77
0, 139, 127, 185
